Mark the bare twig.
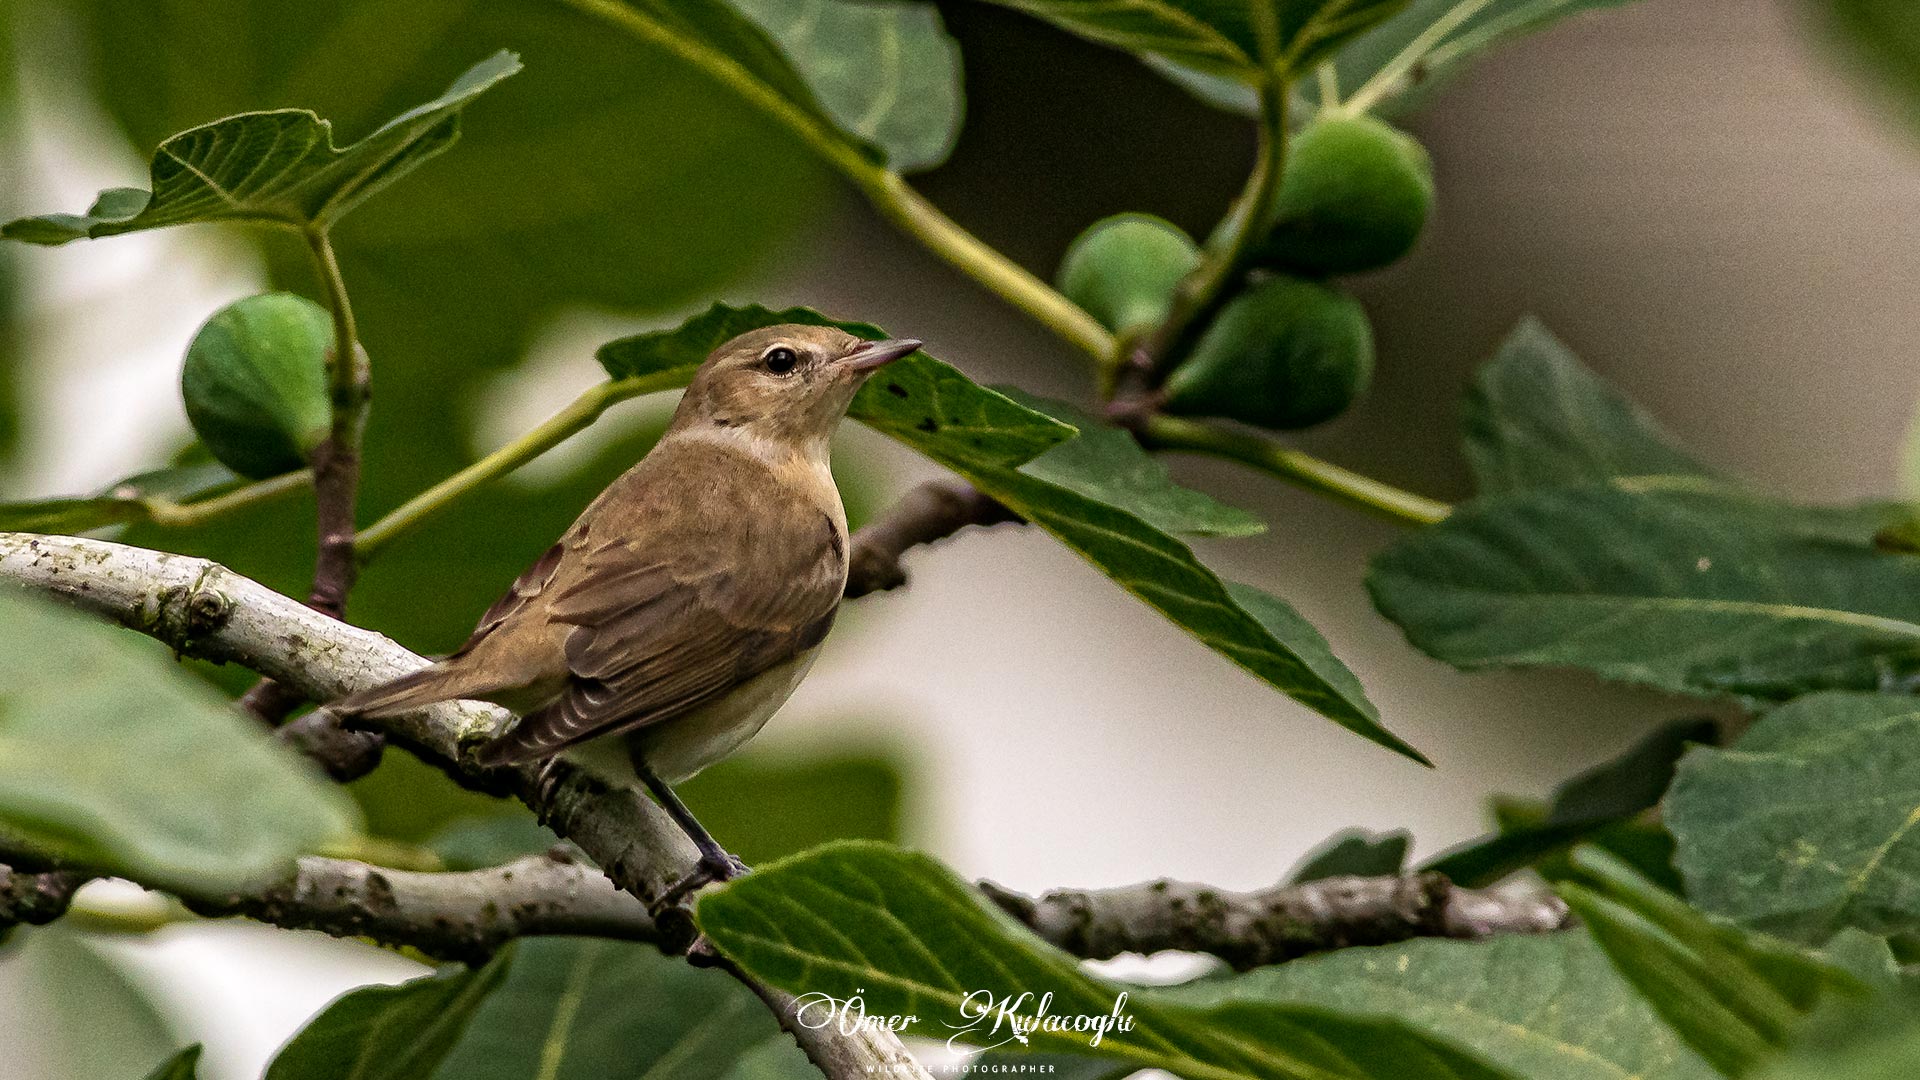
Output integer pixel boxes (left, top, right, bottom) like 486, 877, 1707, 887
845, 479, 1021, 598
277, 706, 386, 780
184, 849, 654, 965
980, 871, 1572, 971
304, 229, 369, 620
0, 867, 86, 931
239, 678, 309, 725
0, 532, 928, 1080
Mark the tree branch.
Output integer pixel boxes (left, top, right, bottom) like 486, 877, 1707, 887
0, 867, 86, 931
0, 531, 929, 1080
303, 227, 369, 620
979, 870, 1572, 971
183, 849, 654, 965
845, 479, 1021, 599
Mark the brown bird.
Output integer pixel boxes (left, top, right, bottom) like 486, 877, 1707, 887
331, 324, 923, 901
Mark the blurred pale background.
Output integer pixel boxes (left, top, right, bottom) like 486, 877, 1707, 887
4, 0, 1919, 1076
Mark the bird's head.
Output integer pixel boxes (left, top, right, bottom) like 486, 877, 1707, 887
668, 324, 922, 454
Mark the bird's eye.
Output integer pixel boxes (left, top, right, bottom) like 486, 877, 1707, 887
763, 346, 799, 375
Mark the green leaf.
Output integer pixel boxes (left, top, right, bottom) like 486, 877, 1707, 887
547, 0, 961, 173
1430, 799, 1683, 892
1559, 847, 1866, 1078
1286, 828, 1411, 883
1753, 984, 1920, 1080
1314, 0, 1642, 116
1164, 930, 1719, 1080
1368, 481, 1920, 701
724, 0, 964, 172
1667, 692, 1920, 943
268, 937, 817, 1080
1462, 318, 1714, 494
599, 304, 1417, 760
1424, 717, 1712, 887
0, 591, 359, 892
1002, 390, 1265, 538
1552, 717, 1717, 822
266, 955, 511, 1080
982, 0, 1413, 83
977, 1, 1263, 79
698, 841, 1518, 1080
142, 1046, 204, 1080
1002, 484, 1415, 760
3, 52, 521, 243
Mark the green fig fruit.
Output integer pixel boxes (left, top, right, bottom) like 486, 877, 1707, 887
1161, 275, 1372, 430
181, 293, 334, 479
1056, 213, 1201, 335
1252, 115, 1433, 276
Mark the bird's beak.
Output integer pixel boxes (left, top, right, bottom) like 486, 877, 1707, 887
839, 337, 922, 373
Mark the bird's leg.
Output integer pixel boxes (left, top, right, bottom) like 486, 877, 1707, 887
630, 752, 749, 910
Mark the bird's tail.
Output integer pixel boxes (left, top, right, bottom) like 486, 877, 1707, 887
331, 663, 474, 720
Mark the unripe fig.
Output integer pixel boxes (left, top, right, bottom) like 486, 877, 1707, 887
1161, 275, 1372, 430
1056, 213, 1201, 335
181, 293, 334, 479
1251, 115, 1433, 275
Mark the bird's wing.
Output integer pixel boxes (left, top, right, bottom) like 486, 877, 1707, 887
476, 467, 845, 764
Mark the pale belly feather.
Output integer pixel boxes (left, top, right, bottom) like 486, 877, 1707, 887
601, 645, 821, 784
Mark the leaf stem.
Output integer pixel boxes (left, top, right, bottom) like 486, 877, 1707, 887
355, 371, 686, 557
861, 172, 1114, 360
1340, 0, 1498, 116
1141, 415, 1452, 527
1110, 72, 1292, 411
144, 470, 312, 529
1316, 62, 1341, 108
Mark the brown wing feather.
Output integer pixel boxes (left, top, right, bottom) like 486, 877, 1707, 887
474, 441, 846, 765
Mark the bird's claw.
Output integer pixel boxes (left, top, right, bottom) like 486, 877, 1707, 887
652, 850, 751, 914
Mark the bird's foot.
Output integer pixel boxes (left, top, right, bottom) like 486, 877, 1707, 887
652, 850, 751, 913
